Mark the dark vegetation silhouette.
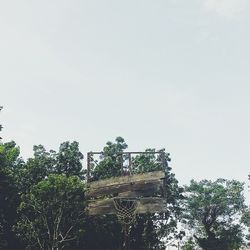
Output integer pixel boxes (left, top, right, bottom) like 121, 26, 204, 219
0, 109, 248, 249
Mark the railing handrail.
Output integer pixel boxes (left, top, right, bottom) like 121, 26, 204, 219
86, 151, 167, 183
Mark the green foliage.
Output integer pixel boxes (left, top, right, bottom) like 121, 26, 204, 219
0, 141, 22, 249
15, 141, 84, 193
0, 139, 85, 250
241, 208, 250, 228
14, 174, 86, 250
181, 238, 196, 250
3, 134, 247, 250
91, 136, 127, 180
132, 148, 169, 174
81, 215, 123, 250
11, 141, 85, 250
0, 141, 21, 172
15, 145, 56, 192
54, 141, 84, 178
183, 179, 247, 250
241, 208, 250, 241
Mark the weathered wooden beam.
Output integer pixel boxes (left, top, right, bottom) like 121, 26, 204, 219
87, 197, 167, 215
87, 171, 165, 198
87, 181, 163, 198
88, 171, 165, 189
116, 183, 161, 198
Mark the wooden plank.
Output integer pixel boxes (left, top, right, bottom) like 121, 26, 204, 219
87, 197, 167, 215
87, 180, 163, 198
116, 183, 161, 198
88, 171, 165, 189
87, 171, 165, 198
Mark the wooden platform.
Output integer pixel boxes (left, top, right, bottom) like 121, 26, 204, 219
86, 171, 167, 215
88, 197, 167, 215
87, 171, 165, 198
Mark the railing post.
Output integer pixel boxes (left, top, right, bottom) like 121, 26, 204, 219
128, 153, 132, 175
87, 152, 91, 183
161, 151, 166, 171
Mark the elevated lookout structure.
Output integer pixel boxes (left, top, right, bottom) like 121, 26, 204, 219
86, 151, 168, 219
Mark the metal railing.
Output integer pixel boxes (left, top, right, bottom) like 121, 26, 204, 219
86, 151, 168, 182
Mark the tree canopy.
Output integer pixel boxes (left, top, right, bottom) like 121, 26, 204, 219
0, 141, 21, 249
14, 174, 86, 250
0, 129, 248, 249
182, 179, 247, 250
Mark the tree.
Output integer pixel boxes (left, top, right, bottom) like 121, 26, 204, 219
15, 141, 84, 193
181, 238, 196, 250
241, 208, 250, 242
14, 174, 86, 250
0, 141, 22, 249
90, 136, 128, 180
0, 134, 182, 249
54, 141, 84, 178
12, 141, 86, 249
183, 179, 247, 250
15, 145, 56, 192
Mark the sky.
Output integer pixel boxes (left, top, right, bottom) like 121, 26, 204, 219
0, 0, 250, 205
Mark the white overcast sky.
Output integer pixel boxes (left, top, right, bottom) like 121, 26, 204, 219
0, 0, 249, 203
